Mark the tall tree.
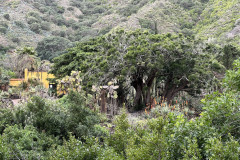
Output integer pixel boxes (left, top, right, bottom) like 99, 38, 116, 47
2, 47, 39, 78
52, 29, 219, 108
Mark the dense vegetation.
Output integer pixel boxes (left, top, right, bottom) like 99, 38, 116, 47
52, 29, 228, 110
1, 59, 240, 159
0, 27, 240, 158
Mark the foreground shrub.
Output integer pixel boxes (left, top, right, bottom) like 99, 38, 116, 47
1, 125, 58, 159
205, 136, 240, 159
2, 91, 103, 140
108, 108, 240, 159
50, 135, 123, 160
60, 91, 102, 138
201, 91, 240, 140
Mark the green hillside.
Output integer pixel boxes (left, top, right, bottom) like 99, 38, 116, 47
195, 0, 240, 46
0, 0, 239, 58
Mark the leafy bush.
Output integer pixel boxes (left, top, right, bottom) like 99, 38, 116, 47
56, 6, 65, 14
1, 125, 58, 159
0, 27, 7, 34
0, 134, 8, 159
50, 135, 123, 160
52, 15, 65, 26
11, 37, 20, 43
201, 91, 240, 140
0, 45, 10, 55
0, 21, 8, 34
1, 91, 103, 140
224, 59, 240, 91
107, 109, 130, 157
15, 21, 26, 28
205, 136, 240, 159
30, 22, 41, 33
27, 12, 41, 20
52, 30, 66, 37
22, 96, 68, 138
0, 21, 8, 28
41, 22, 51, 31
3, 14, 10, 20
60, 91, 101, 138
27, 16, 40, 24
118, 0, 148, 16
0, 108, 14, 134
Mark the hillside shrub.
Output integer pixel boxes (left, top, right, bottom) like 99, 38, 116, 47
27, 16, 40, 24
39, 6, 49, 13
3, 14, 10, 21
42, 15, 51, 22
11, 37, 20, 43
52, 15, 65, 26
65, 19, 76, 27
118, 0, 148, 17
33, 2, 41, 9
41, 22, 51, 31
15, 20, 26, 28
30, 23, 41, 33
52, 30, 66, 37
56, 6, 65, 14
67, 7, 74, 11
27, 12, 41, 20
0, 27, 7, 34
0, 21, 8, 28
0, 45, 10, 55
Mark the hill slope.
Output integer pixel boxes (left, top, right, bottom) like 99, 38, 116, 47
0, 0, 239, 57
195, 0, 240, 46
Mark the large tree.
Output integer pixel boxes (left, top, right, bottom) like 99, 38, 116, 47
2, 47, 39, 78
52, 29, 219, 108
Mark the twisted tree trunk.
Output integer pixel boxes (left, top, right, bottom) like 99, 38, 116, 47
162, 78, 189, 104
132, 78, 144, 109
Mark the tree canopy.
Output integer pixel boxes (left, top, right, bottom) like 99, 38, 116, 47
36, 36, 73, 61
52, 29, 221, 108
